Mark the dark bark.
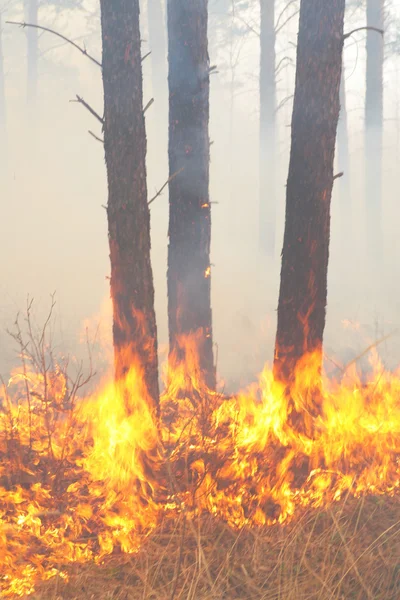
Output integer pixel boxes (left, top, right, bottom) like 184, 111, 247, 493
274, 0, 345, 434
259, 0, 276, 257
100, 0, 160, 412
365, 0, 384, 267
25, 0, 38, 108
167, 0, 215, 389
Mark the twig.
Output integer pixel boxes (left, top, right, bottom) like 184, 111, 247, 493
343, 26, 384, 41
6, 21, 102, 68
333, 172, 344, 180
141, 50, 151, 62
88, 130, 104, 144
71, 95, 104, 125
143, 97, 154, 115
148, 168, 184, 206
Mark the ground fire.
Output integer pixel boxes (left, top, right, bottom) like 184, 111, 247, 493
0, 314, 399, 597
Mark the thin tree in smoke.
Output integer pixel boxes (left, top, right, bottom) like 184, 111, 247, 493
100, 0, 160, 411
167, 0, 215, 389
0, 11, 6, 152
259, 0, 276, 257
365, 0, 384, 268
147, 0, 167, 114
337, 66, 352, 244
24, 0, 37, 108
274, 0, 346, 435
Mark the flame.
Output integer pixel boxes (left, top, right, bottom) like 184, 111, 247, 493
1, 324, 400, 596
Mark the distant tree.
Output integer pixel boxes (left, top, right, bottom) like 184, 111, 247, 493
24, 0, 84, 109
365, 0, 384, 268
274, 0, 346, 435
0, 12, 6, 147
167, 0, 215, 389
259, 0, 276, 257
100, 0, 160, 411
337, 66, 351, 241
147, 0, 167, 112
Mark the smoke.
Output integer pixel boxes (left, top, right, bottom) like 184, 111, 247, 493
1, 0, 400, 388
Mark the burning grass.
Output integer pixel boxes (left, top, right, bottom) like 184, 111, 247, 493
29, 496, 400, 599
1, 303, 400, 597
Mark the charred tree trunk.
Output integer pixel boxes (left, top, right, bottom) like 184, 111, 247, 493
274, 0, 345, 434
365, 0, 384, 268
100, 0, 160, 412
147, 0, 167, 107
259, 0, 276, 257
167, 0, 215, 389
25, 0, 38, 109
337, 67, 351, 243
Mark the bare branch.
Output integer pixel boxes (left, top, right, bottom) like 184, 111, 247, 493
148, 168, 184, 206
343, 26, 384, 41
71, 95, 104, 125
142, 50, 152, 62
333, 172, 344, 180
88, 130, 104, 144
6, 21, 102, 68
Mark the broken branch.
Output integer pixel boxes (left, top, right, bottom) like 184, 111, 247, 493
143, 98, 154, 114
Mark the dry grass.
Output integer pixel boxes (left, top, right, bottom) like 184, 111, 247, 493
32, 494, 400, 600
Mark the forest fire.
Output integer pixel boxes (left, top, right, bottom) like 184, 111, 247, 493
1, 324, 399, 597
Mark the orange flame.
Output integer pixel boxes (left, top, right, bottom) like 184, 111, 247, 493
0, 326, 400, 596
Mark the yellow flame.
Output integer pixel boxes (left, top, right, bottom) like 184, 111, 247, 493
1, 329, 400, 596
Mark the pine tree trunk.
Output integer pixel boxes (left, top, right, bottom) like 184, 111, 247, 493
259, 0, 276, 257
25, 0, 38, 108
100, 0, 160, 412
167, 0, 215, 389
365, 0, 384, 268
274, 0, 345, 434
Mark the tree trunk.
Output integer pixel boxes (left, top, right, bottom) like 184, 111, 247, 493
259, 0, 276, 257
147, 0, 167, 107
167, 0, 215, 389
337, 67, 351, 243
365, 0, 384, 268
100, 0, 160, 412
274, 0, 345, 434
25, 0, 38, 109
0, 13, 7, 161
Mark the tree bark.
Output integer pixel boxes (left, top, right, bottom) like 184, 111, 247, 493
259, 0, 276, 257
274, 0, 345, 434
167, 0, 215, 389
365, 0, 384, 268
100, 0, 160, 412
25, 0, 38, 109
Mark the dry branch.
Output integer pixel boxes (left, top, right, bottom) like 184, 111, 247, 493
88, 130, 104, 144
6, 21, 102, 68
143, 97, 154, 115
343, 26, 384, 41
71, 95, 104, 125
148, 168, 184, 206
